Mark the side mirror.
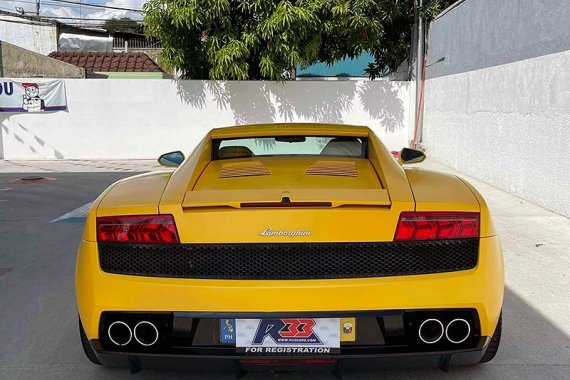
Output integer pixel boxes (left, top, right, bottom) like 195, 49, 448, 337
158, 151, 185, 167
398, 148, 426, 165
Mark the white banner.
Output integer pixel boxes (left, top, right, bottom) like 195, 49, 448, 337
0, 79, 67, 112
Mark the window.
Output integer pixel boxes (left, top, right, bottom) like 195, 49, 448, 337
295, 52, 375, 78
213, 136, 367, 160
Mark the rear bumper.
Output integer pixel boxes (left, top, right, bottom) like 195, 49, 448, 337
76, 236, 504, 340
92, 338, 489, 372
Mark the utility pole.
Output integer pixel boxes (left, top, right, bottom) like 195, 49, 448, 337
413, 0, 426, 148
35, 0, 40, 17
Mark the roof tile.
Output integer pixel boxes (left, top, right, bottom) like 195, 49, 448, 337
47, 51, 164, 73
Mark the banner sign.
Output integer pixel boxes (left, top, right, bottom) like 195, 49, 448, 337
0, 79, 67, 112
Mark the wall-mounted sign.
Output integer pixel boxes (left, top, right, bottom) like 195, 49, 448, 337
0, 79, 67, 112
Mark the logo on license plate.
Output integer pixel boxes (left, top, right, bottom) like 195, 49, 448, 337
252, 318, 322, 345
220, 319, 236, 344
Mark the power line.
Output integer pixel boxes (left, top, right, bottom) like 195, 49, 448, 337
3, 0, 94, 11
1, 4, 145, 26
0, 17, 135, 29
47, 0, 144, 13
0, 10, 143, 25
81, 0, 146, 6
0, 10, 53, 25
96, 9, 128, 18
2, 0, 37, 5
2, 0, 145, 5
41, 14, 144, 22
1, 0, 145, 13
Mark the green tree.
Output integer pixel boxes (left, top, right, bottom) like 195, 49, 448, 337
143, 0, 453, 80
103, 17, 144, 34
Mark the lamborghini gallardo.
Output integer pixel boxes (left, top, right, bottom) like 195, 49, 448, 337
76, 123, 503, 375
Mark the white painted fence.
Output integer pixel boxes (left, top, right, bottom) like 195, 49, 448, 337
0, 79, 413, 160
423, 0, 570, 217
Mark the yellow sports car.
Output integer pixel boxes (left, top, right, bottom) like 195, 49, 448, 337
76, 123, 503, 375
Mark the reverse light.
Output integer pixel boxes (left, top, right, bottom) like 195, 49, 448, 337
97, 215, 180, 244
394, 212, 479, 241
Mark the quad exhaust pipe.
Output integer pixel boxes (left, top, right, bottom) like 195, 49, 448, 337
133, 321, 159, 346
418, 318, 471, 344
108, 321, 132, 346
418, 318, 444, 344
445, 318, 471, 344
108, 320, 159, 347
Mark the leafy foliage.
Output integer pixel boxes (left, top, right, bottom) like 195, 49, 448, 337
143, 0, 455, 80
103, 17, 144, 34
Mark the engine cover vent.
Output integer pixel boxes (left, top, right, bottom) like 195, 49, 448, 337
306, 161, 358, 177
219, 161, 271, 179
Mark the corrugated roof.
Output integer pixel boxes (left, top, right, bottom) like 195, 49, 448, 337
48, 51, 164, 73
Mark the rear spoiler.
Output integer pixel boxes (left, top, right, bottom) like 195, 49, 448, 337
182, 189, 391, 209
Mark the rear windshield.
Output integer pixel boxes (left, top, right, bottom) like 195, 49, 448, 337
212, 136, 367, 160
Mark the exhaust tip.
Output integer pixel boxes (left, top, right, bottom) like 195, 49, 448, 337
418, 318, 444, 344
133, 321, 159, 346
446, 318, 471, 344
108, 321, 132, 346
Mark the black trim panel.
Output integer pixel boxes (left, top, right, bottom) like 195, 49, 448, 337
98, 239, 479, 280
91, 338, 489, 372
97, 309, 481, 355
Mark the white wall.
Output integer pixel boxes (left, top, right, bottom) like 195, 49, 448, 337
427, 0, 570, 78
0, 79, 412, 160
424, 0, 570, 217
0, 15, 57, 55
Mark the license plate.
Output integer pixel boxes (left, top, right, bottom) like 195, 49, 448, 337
219, 317, 357, 351
235, 318, 340, 354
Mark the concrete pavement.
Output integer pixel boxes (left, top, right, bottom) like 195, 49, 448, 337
0, 159, 568, 379
0, 159, 161, 173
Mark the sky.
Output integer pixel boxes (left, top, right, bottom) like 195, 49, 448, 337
1, 0, 146, 25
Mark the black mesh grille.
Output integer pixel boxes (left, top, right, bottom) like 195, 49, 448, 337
98, 239, 478, 280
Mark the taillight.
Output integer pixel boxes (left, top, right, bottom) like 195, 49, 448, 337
97, 215, 180, 244
394, 212, 479, 241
